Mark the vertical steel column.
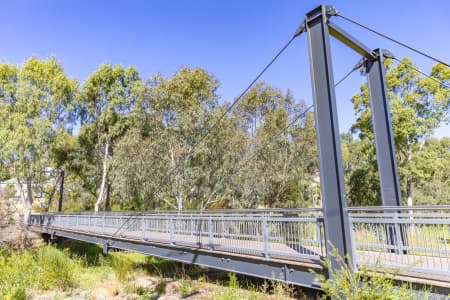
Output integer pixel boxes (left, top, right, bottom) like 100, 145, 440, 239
58, 170, 65, 212
305, 5, 352, 266
365, 52, 406, 253
364, 49, 402, 206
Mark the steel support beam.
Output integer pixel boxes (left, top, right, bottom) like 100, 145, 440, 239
305, 5, 352, 267
364, 49, 402, 206
58, 170, 64, 212
328, 21, 376, 60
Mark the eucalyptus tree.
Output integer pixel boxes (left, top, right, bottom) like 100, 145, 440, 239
0, 57, 78, 220
142, 67, 221, 211
80, 64, 144, 212
350, 59, 450, 206
289, 111, 319, 207
234, 83, 316, 208
112, 67, 251, 210
411, 137, 450, 205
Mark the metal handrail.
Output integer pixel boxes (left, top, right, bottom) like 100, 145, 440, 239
348, 205, 450, 212
29, 210, 326, 261
41, 207, 323, 215
29, 206, 450, 279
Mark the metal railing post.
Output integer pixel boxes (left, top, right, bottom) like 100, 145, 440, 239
119, 216, 123, 237
348, 214, 357, 270
190, 215, 194, 237
316, 214, 324, 257
141, 215, 145, 241
208, 216, 214, 249
102, 214, 106, 235
221, 215, 225, 239
393, 212, 404, 254
170, 217, 174, 244
263, 216, 270, 258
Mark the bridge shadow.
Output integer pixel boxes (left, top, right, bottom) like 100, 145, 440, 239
285, 241, 320, 257
52, 239, 110, 266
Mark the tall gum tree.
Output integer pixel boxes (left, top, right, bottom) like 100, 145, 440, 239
80, 64, 144, 212
0, 57, 78, 221
235, 83, 316, 208
146, 67, 220, 211
351, 58, 450, 206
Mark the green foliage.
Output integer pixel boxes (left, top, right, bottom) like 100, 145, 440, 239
0, 57, 78, 216
212, 272, 243, 300
112, 76, 318, 211
228, 272, 239, 290
0, 54, 448, 213
35, 246, 77, 290
0, 246, 76, 298
110, 252, 134, 281
79, 64, 145, 211
154, 281, 167, 295
347, 59, 450, 206
315, 249, 426, 300
180, 278, 192, 297
0, 249, 36, 299
0, 241, 164, 297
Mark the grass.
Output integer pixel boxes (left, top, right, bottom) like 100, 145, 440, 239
209, 272, 302, 300
0, 246, 77, 299
314, 247, 431, 300
0, 240, 305, 299
0, 239, 431, 300
0, 241, 128, 299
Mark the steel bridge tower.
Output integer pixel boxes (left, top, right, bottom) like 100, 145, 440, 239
297, 5, 403, 268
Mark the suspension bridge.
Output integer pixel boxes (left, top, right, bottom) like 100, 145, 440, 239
28, 5, 450, 295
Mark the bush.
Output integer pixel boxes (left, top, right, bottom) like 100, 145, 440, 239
315, 248, 427, 300
110, 252, 134, 280
35, 246, 78, 290
0, 249, 36, 299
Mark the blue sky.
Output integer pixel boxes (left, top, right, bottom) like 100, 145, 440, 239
1, 0, 449, 137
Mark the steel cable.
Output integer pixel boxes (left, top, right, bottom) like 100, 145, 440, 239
392, 57, 450, 89
156, 34, 300, 197
337, 14, 450, 68
191, 35, 298, 153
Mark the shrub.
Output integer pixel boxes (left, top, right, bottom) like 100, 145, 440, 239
180, 278, 192, 297
0, 249, 36, 299
35, 246, 77, 290
211, 273, 243, 300
110, 252, 134, 280
315, 248, 427, 300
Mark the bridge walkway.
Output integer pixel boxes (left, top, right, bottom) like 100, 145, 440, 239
29, 206, 450, 291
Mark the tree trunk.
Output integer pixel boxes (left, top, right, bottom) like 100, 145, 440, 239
176, 194, 183, 212
23, 175, 33, 224
406, 147, 413, 211
95, 140, 109, 213
58, 170, 65, 212
406, 146, 415, 219
105, 183, 111, 211
45, 174, 61, 213
407, 177, 413, 215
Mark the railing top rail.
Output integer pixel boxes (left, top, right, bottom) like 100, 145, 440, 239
347, 205, 450, 212
36, 207, 323, 215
